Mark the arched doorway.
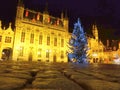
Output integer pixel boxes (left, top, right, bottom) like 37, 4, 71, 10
93, 58, 98, 63
1, 48, 12, 61
28, 47, 33, 61
28, 52, 33, 61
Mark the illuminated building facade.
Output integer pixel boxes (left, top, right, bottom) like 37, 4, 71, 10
104, 40, 120, 63
87, 25, 120, 64
0, 1, 69, 62
87, 24, 105, 63
0, 1, 117, 63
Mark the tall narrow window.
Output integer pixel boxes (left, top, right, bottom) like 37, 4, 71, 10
61, 51, 64, 59
46, 50, 49, 58
19, 46, 24, 56
61, 39, 64, 47
38, 48, 42, 57
39, 35, 42, 44
54, 37, 57, 46
0, 36, 2, 42
47, 36, 50, 45
5, 37, 11, 43
21, 32, 25, 42
30, 34, 34, 43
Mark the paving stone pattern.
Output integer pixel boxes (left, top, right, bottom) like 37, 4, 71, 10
0, 61, 120, 90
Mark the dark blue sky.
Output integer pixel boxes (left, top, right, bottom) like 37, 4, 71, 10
0, 0, 120, 40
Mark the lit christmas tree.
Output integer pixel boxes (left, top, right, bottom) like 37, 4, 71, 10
68, 18, 88, 63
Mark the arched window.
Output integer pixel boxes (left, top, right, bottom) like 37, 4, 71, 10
38, 48, 42, 57
47, 35, 50, 45
39, 34, 42, 44
0, 35, 2, 42
30, 33, 34, 44
54, 37, 57, 46
21, 32, 25, 42
61, 38, 64, 47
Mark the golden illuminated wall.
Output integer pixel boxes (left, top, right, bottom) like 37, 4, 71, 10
12, 2, 69, 62
87, 25, 104, 63
0, 22, 14, 60
0, 1, 107, 63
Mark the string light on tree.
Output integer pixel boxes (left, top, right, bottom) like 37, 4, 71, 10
68, 18, 88, 63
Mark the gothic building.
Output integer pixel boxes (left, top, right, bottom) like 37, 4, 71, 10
88, 25, 120, 64
0, 0, 105, 63
0, 1, 69, 62
0, 0, 115, 63
87, 24, 105, 63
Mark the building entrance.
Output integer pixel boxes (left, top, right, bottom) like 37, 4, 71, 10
1, 48, 12, 60
28, 52, 33, 61
53, 55, 57, 62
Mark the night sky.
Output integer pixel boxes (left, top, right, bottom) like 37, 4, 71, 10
0, 0, 120, 43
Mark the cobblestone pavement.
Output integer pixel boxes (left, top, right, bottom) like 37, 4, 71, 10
0, 61, 120, 90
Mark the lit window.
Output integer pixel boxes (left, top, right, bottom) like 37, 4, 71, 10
21, 32, 25, 42
38, 48, 42, 57
5, 37, 11, 43
19, 46, 24, 56
54, 37, 57, 46
39, 35, 42, 44
46, 50, 49, 58
30, 34, 34, 43
0, 36, 2, 42
61, 39, 64, 47
47, 36, 50, 45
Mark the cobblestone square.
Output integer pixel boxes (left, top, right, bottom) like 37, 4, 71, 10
0, 61, 120, 90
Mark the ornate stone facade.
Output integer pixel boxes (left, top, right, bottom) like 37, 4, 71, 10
1, 1, 115, 63
0, 1, 69, 62
87, 25, 105, 63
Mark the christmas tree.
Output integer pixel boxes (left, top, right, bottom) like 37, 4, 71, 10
68, 18, 88, 63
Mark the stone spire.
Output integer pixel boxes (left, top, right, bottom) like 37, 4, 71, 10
92, 24, 98, 40
15, 0, 24, 26
9, 22, 12, 29
65, 10, 68, 19
118, 41, 120, 49
0, 20, 2, 28
44, 2, 49, 14
18, 0, 24, 6
61, 11, 64, 19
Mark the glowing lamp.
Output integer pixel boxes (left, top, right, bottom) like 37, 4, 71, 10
25, 10, 29, 17
92, 53, 98, 57
37, 14, 40, 20
37, 52, 41, 55
57, 19, 59, 25
46, 50, 51, 52
2, 52, 5, 54
48, 17, 50, 23
46, 50, 49, 52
